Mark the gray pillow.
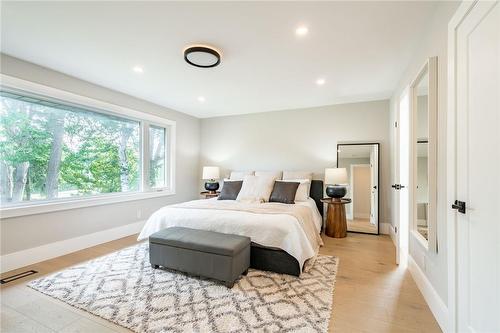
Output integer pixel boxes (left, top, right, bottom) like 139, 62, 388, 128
269, 181, 300, 204
218, 181, 243, 200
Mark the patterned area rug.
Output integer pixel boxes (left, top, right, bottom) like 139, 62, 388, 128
28, 243, 338, 333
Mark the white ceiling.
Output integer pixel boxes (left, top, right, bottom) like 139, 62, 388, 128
1, 1, 437, 118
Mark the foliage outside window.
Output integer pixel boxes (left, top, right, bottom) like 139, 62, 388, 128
0, 89, 171, 206
149, 125, 166, 188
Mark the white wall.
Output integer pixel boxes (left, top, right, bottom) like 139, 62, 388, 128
389, 1, 460, 307
200, 100, 391, 226
0, 54, 201, 255
352, 165, 371, 218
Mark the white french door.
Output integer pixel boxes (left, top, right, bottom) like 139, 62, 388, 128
394, 88, 410, 265
449, 1, 499, 331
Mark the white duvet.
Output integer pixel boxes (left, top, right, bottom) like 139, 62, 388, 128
138, 198, 323, 270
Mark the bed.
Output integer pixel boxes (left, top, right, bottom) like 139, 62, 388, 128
138, 180, 324, 276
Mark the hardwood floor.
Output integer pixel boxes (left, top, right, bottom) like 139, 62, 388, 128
0, 233, 441, 332
346, 217, 377, 233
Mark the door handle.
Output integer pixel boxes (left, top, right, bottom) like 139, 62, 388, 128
451, 200, 466, 214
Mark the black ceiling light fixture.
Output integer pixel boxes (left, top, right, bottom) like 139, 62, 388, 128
184, 45, 221, 68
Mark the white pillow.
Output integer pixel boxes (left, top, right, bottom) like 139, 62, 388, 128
230, 171, 255, 180
255, 171, 283, 181
236, 175, 275, 203
282, 171, 313, 181
283, 171, 313, 193
278, 179, 310, 202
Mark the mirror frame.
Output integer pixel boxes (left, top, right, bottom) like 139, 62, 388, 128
336, 142, 380, 235
410, 57, 438, 252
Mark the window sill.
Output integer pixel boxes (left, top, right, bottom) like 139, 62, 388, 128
0, 190, 175, 219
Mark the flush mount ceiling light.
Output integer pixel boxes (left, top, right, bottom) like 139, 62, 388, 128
184, 45, 221, 68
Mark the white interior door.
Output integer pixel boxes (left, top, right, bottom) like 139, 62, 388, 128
453, 1, 499, 331
370, 145, 379, 225
394, 88, 410, 265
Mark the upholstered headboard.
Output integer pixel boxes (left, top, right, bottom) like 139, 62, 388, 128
310, 180, 324, 217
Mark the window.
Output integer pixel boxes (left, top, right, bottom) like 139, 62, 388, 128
0, 80, 175, 215
148, 125, 166, 188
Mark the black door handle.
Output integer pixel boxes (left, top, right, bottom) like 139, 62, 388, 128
452, 200, 466, 214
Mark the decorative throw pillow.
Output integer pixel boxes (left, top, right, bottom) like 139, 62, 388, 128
278, 179, 310, 201
269, 181, 300, 204
283, 171, 313, 193
218, 180, 243, 200
236, 175, 275, 203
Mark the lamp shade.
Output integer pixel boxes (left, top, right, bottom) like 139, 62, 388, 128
325, 168, 348, 185
202, 166, 220, 180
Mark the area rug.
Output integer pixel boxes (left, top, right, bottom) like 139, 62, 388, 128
28, 243, 338, 333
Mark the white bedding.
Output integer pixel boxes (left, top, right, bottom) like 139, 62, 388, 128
138, 198, 323, 270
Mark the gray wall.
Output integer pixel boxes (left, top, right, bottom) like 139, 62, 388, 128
388, 1, 460, 306
0, 54, 201, 254
200, 100, 391, 225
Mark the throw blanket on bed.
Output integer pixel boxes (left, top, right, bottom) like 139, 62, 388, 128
170, 200, 323, 249
138, 199, 323, 271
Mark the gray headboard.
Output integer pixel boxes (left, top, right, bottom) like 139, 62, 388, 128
310, 180, 324, 217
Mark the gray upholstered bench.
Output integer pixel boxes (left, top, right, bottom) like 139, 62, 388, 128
149, 227, 250, 288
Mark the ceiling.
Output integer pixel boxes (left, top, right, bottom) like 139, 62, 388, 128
1, 1, 437, 118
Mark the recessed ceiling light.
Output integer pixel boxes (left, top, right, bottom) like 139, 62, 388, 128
295, 25, 308, 36
316, 78, 326, 86
197, 96, 206, 103
132, 65, 144, 73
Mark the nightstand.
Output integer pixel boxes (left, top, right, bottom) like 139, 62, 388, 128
200, 191, 220, 199
321, 198, 352, 238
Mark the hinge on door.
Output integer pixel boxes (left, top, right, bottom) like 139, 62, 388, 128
394, 121, 398, 128
395, 226, 398, 233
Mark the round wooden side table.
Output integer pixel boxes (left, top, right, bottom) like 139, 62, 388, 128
321, 198, 352, 238
200, 191, 220, 199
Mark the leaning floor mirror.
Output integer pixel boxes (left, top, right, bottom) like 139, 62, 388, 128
337, 143, 379, 234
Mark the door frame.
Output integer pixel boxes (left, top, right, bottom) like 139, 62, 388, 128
447, 1, 481, 331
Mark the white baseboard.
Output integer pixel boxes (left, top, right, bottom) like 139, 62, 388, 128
408, 255, 448, 332
379, 222, 391, 235
0, 220, 145, 274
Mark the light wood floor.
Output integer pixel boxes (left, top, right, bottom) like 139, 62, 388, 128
347, 218, 377, 233
0, 233, 441, 332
